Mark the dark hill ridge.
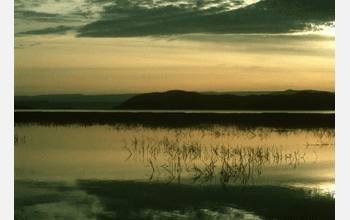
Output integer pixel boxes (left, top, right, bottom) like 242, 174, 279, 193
14, 94, 138, 110
114, 90, 335, 110
14, 90, 335, 110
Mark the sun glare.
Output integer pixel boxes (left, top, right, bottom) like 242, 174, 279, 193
306, 21, 335, 36
315, 183, 336, 199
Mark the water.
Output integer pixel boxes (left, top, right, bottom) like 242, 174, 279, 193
14, 123, 335, 220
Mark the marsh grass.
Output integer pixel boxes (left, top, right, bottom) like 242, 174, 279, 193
14, 123, 334, 187
122, 130, 331, 189
14, 112, 335, 129
14, 121, 335, 147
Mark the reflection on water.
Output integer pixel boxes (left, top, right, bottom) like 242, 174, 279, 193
14, 181, 114, 220
123, 134, 334, 190
14, 123, 335, 219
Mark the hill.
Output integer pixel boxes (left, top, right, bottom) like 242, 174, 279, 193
14, 90, 335, 110
113, 90, 335, 110
14, 94, 138, 110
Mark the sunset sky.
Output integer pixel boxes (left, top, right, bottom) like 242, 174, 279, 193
13, 0, 335, 95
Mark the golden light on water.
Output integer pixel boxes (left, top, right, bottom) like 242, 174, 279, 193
325, 184, 336, 198
292, 183, 335, 199
310, 183, 335, 199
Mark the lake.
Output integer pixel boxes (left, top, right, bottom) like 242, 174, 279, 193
14, 114, 335, 220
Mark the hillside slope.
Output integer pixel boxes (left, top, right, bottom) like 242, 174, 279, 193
114, 90, 335, 110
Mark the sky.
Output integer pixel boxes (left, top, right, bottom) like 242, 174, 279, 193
13, 0, 335, 95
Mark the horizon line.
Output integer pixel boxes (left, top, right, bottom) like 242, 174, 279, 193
14, 89, 335, 97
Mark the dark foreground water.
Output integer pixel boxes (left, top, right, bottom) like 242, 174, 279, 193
14, 116, 335, 220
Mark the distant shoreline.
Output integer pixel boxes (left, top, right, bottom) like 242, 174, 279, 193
14, 90, 335, 111
14, 109, 335, 114
14, 112, 335, 128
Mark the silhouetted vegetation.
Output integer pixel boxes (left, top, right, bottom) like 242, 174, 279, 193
122, 131, 333, 188
14, 112, 335, 129
14, 105, 33, 109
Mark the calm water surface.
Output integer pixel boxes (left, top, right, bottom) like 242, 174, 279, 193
14, 123, 335, 220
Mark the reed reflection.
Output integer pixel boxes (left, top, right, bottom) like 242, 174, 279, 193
122, 126, 334, 189
14, 123, 334, 188
14, 121, 335, 220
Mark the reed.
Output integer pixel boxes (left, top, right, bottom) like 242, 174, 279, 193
122, 133, 327, 188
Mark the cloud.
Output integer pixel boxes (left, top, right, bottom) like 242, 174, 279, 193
14, 10, 69, 23
15, 190, 112, 220
16, 25, 75, 36
138, 207, 263, 220
14, 181, 114, 220
76, 0, 335, 37
176, 33, 335, 58
14, 42, 41, 49
14, 0, 45, 10
14, 0, 107, 27
14, 0, 335, 37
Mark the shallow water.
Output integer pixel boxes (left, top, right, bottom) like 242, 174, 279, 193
14, 123, 335, 220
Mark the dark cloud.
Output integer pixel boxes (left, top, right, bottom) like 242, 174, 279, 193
76, 0, 335, 37
16, 25, 75, 36
15, 10, 61, 19
14, 0, 43, 10
14, 0, 334, 37
14, 10, 85, 23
